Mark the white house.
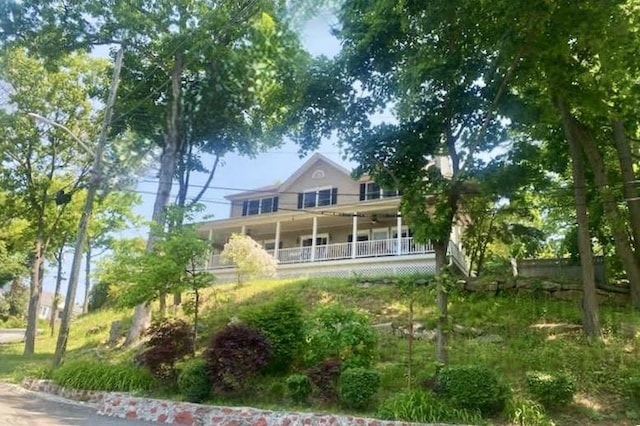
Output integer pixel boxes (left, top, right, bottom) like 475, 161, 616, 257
195, 153, 467, 282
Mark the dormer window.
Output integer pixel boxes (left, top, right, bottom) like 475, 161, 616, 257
360, 182, 401, 200
242, 196, 279, 216
297, 187, 338, 209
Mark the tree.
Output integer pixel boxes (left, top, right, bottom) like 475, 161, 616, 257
97, 206, 214, 317
299, 0, 534, 363
1, 0, 311, 346
220, 234, 277, 284
0, 48, 110, 354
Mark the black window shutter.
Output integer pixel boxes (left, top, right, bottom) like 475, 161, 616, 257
359, 183, 366, 201
331, 188, 338, 205
241, 200, 248, 216
273, 196, 279, 212
297, 193, 303, 209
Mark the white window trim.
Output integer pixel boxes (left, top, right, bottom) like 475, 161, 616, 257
299, 233, 329, 247
372, 227, 389, 240
302, 186, 333, 208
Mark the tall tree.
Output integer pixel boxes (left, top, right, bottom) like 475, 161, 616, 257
1, 0, 310, 344
0, 49, 109, 354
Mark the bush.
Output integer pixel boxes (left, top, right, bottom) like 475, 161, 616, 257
177, 359, 211, 403
438, 364, 510, 415
338, 367, 381, 409
306, 358, 341, 402
205, 324, 271, 394
136, 318, 194, 381
525, 371, 575, 408
242, 296, 304, 374
52, 360, 155, 392
285, 374, 312, 405
377, 390, 482, 424
304, 304, 377, 368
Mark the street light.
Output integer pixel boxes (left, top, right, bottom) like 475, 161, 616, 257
27, 112, 96, 157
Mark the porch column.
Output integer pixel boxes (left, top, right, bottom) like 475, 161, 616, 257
240, 225, 246, 235
396, 212, 402, 255
274, 221, 281, 260
207, 228, 213, 241
351, 212, 358, 259
311, 216, 318, 262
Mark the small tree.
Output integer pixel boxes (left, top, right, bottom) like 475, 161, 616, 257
220, 234, 277, 284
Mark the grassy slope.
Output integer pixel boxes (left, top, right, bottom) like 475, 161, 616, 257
1, 277, 639, 425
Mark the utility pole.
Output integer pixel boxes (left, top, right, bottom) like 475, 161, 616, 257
53, 46, 124, 366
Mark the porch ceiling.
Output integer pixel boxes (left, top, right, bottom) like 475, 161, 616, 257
196, 200, 401, 240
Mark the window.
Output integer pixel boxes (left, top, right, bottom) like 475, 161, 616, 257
360, 182, 401, 200
263, 240, 283, 251
241, 196, 279, 216
300, 233, 329, 247
297, 188, 338, 209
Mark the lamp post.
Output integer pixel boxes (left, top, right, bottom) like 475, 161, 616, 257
27, 113, 96, 157
47, 47, 123, 367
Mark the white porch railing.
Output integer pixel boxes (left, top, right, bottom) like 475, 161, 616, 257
206, 237, 434, 269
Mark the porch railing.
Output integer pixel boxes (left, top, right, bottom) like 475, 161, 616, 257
206, 237, 434, 269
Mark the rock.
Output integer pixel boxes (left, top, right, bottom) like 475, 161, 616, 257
529, 323, 582, 335
474, 334, 504, 344
107, 320, 122, 346
540, 281, 560, 291
415, 329, 437, 341
453, 324, 483, 336
372, 322, 394, 334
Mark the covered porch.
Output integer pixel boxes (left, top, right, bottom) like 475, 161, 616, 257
195, 199, 467, 281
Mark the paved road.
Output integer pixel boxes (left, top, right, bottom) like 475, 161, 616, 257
0, 329, 25, 344
0, 383, 157, 426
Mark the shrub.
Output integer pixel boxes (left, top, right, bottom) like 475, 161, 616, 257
242, 296, 304, 374
438, 364, 510, 415
304, 304, 377, 368
525, 371, 576, 408
377, 390, 482, 424
306, 358, 341, 402
205, 324, 272, 394
136, 318, 194, 381
52, 360, 155, 392
285, 374, 312, 405
177, 359, 211, 403
338, 367, 381, 409
220, 233, 277, 283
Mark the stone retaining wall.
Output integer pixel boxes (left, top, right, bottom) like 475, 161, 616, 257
22, 379, 455, 426
21, 378, 104, 404
97, 392, 452, 426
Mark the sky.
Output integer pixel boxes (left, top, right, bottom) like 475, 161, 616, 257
43, 8, 349, 301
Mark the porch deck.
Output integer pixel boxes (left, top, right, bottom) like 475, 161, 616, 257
202, 237, 468, 282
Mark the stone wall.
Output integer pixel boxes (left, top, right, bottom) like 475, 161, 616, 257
22, 378, 104, 404
22, 379, 456, 426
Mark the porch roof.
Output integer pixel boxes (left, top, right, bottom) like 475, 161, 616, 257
194, 197, 402, 239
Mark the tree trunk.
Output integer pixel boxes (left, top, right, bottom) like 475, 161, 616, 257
24, 237, 45, 355
434, 239, 448, 365
612, 120, 640, 262
125, 51, 183, 346
574, 118, 640, 308
82, 244, 91, 314
50, 245, 65, 336
558, 99, 601, 338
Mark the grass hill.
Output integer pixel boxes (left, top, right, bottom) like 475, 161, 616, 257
1, 276, 639, 425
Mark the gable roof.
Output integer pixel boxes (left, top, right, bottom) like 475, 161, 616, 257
225, 152, 353, 200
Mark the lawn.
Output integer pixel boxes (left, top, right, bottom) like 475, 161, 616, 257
1, 276, 639, 425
